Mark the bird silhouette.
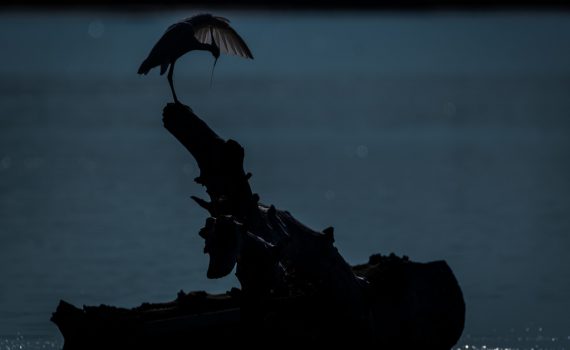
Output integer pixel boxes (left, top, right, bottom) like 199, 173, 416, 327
138, 14, 254, 104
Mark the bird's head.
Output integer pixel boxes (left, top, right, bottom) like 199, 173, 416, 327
209, 30, 220, 87
209, 30, 220, 59
209, 42, 220, 88
211, 42, 220, 60
210, 37, 220, 60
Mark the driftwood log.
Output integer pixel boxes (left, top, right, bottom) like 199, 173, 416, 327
52, 103, 465, 348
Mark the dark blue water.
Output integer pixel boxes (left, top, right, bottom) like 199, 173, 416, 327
1, 10, 569, 349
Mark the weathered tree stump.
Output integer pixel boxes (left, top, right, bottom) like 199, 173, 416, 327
51, 103, 465, 348
163, 103, 372, 328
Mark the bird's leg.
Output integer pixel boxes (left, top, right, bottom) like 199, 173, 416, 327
167, 62, 179, 104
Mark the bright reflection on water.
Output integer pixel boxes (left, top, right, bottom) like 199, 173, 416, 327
457, 328, 570, 350
1, 336, 60, 350
1, 9, 570, 349
3, 331, 570, 350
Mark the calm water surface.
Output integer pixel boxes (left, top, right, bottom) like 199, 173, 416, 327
0, 10, 569, 349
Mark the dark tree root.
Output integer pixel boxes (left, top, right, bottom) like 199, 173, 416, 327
51, 103, 465, 349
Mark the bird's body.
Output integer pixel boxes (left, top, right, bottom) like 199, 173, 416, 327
138, 14, 253, 103
138, 23, 207, 76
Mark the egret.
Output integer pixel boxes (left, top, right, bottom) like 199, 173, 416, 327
138, 14, 254, 104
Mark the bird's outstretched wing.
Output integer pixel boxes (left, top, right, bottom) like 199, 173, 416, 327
187, 14, 254, 59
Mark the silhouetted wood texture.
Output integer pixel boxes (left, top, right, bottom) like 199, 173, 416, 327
51, 255, 464, 348
160, 103, 464, 345
162, 104, 255, 220
51, 103, 465, 349
162, 103, 367, 323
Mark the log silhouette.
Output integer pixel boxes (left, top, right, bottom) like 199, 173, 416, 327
51, 103, 465, 348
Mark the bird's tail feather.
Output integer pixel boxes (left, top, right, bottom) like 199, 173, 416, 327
160, 63, 169, 75
137, 59, 152, 75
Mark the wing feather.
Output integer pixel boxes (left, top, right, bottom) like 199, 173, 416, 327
218, 28, 231, 53
227, 33, 244, 57
187, 14, 253, 59
226, 35, 238, 56
214, 29, 223, 51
